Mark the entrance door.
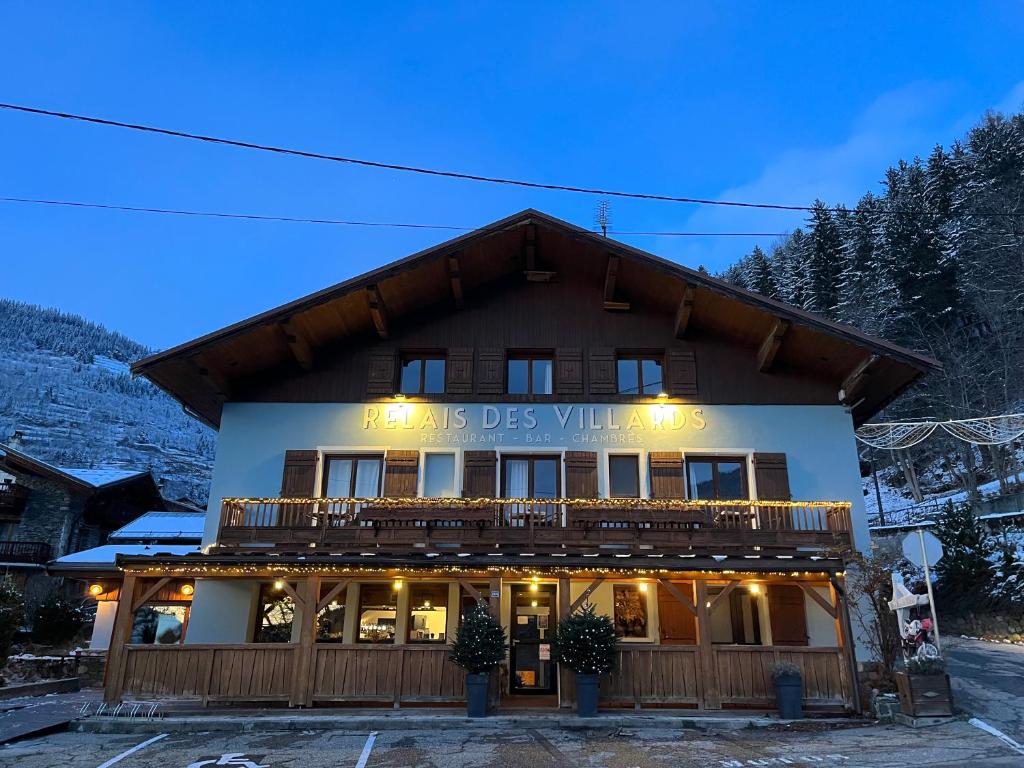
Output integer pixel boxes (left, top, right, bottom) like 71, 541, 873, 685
509, 584, 557, 694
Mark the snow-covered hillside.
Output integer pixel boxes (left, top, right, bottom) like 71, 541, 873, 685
0, 299, 214, 504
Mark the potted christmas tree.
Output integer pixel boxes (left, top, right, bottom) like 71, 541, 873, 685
449, 604, 507, 717
769, 661, 803, 720
552, 604, 618, 717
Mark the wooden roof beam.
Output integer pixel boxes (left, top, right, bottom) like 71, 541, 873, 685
366, 285, 389, 339
447, 254, 464, 309
191, 357, 232, 399
603, 254, 630, 311
757, 319, 790, 373
280, 319, 314, 372
674, 283, 696, 338
523, 222, 556, 282
840, 354, 881, 404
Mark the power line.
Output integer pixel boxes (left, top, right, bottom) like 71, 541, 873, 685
4, 101, 1020, 219
0, 195, 790, 237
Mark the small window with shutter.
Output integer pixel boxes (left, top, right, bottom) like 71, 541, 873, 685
686, 456, 749, 500
608, 454, 641, 498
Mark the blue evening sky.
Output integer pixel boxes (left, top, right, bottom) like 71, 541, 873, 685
1, 3, 1022, 350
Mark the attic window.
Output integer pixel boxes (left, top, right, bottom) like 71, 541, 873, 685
400, 354, 446, 395
616, 355, 663, 395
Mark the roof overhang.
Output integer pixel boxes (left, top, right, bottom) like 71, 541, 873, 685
133, 209, 939, 427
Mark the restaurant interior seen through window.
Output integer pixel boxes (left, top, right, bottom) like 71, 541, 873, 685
399, 354, 446, 395
508, 353, 553, 395
359, 583, 398, 643
408, 583, 448, 642
616, 355, 663, 395
613, 584, 648, 638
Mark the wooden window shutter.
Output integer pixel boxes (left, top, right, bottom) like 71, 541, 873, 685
281, 450, 319, 497
366, 349, 397, 396
382, 450, 419, 497
665, 349, 698, 397
657, 582, 697, 645
752, 453, 791, 500
445, 348, 474, 394
648, 451, 685, 499
476, 349, 505, 394
555, 348, 583, 395
588, 348, 616, 395
564, 451, 598, 498
767, 585, 809, 646
462, 451, 497, 497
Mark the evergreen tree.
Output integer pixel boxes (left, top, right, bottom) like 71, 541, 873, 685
552, 604, 619, 675
800, 200, 843, 317
449, 605, 506, 674
742, 245, 777, 297
934, 501, 996, 611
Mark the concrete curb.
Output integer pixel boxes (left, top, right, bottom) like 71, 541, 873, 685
0, 677, 80, 701
76, 713, 863, 735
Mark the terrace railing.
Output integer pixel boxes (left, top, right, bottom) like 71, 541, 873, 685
217, 497, 853, 553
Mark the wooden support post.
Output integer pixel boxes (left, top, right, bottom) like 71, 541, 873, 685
316, 578, 352, 613
558, 577, 573, 710
569, 576, 604, 613
131, 577, 172, 613
840, 354, 880, 404
456, 578, 487, 607
488, 576, 503, 710
797, 582, 838, 620
695, 579, 720, 709
708, 580, 740, 613
292, 574, 320, 707
757, 319, 789, 372
657, 579, 698, 616
103, 572, 137, 704
448, 254, 464, 309
366, 284, 389, 339
488, 576, 501, 620
674, 284, 696, 338
281, 318, 314, 371
831, 576, 862, 713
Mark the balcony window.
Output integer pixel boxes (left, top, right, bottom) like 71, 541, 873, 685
399, 354, 446, 395
408, 583, 448, 643
422, 452, 456, 497
608, 454, 641, 498
322, 455, 383, 498
130, 604, 189, 645
616, 356, 663, 395
502, 455, 560, 527
613, 584, 649, 638
508, 354, 554, 395
358, 584, 397, 643
253, 583, 294, 643
687, 457, 748, 500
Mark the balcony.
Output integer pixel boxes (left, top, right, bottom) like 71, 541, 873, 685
0, 481, 29, 519
0, 541, 52, 565
217, 497, 853, 555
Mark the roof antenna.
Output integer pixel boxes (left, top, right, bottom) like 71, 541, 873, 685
595, 200, 611, 237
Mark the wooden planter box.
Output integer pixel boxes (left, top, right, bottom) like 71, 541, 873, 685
895, 672, 953, 717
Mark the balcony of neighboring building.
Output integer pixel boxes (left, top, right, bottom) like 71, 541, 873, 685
0, 480, 29, 519
0, 540, 52, 565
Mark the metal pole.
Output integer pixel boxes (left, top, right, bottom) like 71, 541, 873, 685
917, 527, 942, 653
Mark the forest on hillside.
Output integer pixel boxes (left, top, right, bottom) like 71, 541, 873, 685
720, 109, 1024, 504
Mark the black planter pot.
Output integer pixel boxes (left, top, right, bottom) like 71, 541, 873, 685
575, 673, 600, 717
465, 672, 490, 718
773, 673, 803, 720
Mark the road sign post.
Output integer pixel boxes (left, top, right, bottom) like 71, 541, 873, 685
902, 528, 944, 653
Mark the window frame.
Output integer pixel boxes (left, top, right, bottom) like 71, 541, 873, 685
252, 582, 295, 644
615, 353, 665, 396
500, 454, 563, 498
507, 352, 555, 395
685, 455, 750, 500
607, 453, 642, 499
130, 601, 191, 645
406, 582, 450, 644
612, 583, 650, 640
420, 450, 458, 498
399, 352, 447, 395
320, 453, 384, 498
356, 583, 398, 644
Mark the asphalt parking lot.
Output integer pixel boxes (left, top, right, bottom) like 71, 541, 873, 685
1, 719, 1023, 768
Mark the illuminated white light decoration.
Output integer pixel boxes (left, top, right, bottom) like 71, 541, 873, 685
857, 412, 1024, 449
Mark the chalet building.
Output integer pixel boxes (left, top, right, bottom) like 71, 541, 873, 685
0, 442, 167, 602
102, 210, 938, 712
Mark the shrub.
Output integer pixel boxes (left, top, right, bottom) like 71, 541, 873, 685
906, 655, 946, 676
30, 593, 87, 646
450, 605, 507, 674
552, 604, 618, 675
0, 579, 25, 660
769, 661, 801, 681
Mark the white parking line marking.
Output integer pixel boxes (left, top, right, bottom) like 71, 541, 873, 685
96, 733, 169, 767
968, 718, 1024, 756
354, 731, 378, 768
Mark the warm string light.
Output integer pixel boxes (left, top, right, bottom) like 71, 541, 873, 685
222, 496, 851, 510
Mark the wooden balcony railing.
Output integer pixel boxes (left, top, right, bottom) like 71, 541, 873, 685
0, 482, 29, 519
0, 540, 52, 564
217, 497, 853, 554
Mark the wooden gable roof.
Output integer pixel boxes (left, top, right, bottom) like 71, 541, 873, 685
133, 209, 939, 427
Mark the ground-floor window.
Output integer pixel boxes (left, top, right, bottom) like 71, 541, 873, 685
459, 583, 490, 621
131, 604, 189, 644
612, 584, 648, 638
253, 582, 295, 643
657, 581, 697, 644
408, 583, 448, 642
317, 582, 347, 643
709, 584, 764, 645
358, 583, 398, 643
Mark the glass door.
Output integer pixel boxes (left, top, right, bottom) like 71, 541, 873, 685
509, 584, 557, 694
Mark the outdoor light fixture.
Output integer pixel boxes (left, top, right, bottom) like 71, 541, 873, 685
657, 391, 668, 399
394, 393, 406, 401
88, 584, 103, 597
747, 584, 761, 595
529, 582, 539, 593
531, 600, 538, 608
392, 579, 403, 591
180, 583, 195, 596
638, 582, 648, 593
273, 579, 285, 591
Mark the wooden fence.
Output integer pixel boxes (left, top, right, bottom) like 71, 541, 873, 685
112, 642, 850, 710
